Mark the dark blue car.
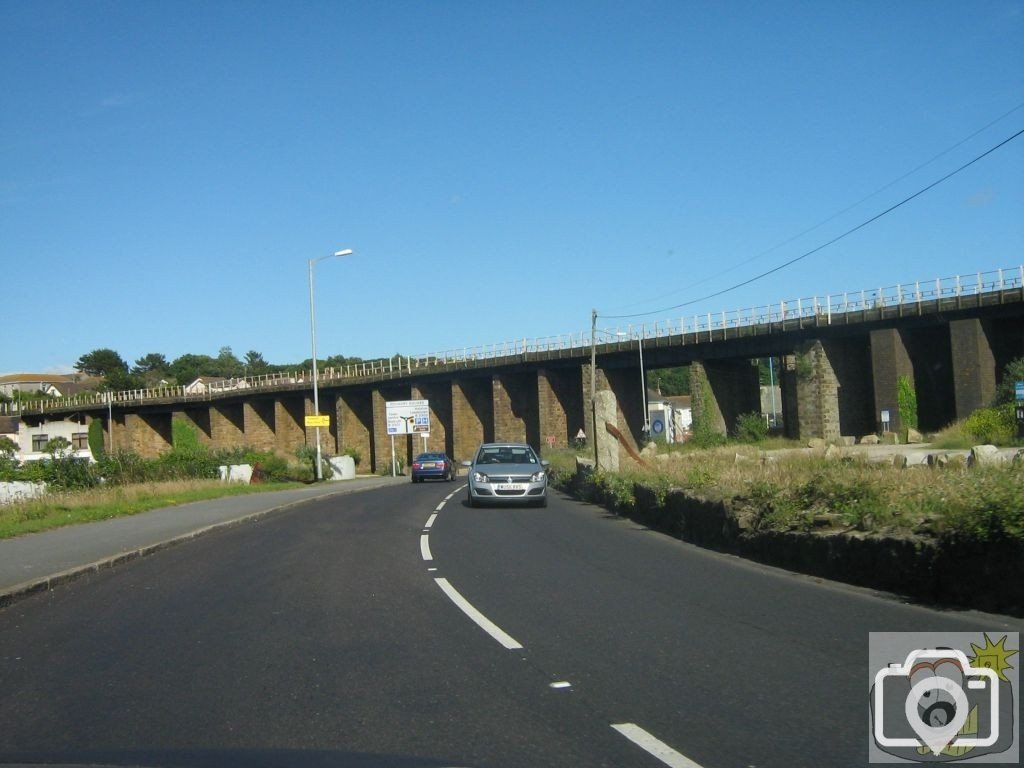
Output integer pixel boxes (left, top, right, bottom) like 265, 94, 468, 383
411, 452, 456, 483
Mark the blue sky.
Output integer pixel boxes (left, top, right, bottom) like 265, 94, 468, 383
3, 1, 1022, 375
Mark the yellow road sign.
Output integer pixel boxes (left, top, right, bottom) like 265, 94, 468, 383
304, 415, 331, 428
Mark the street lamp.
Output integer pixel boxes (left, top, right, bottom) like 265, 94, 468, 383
308, 248, 354, 481
590, 309, 598, 468
616, 330, 649, 444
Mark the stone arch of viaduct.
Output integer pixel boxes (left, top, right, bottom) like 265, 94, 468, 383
20, 298, 1024, 471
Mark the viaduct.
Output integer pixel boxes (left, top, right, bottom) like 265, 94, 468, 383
12, 271, 1024, 473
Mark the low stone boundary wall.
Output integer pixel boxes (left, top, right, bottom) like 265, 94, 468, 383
564, 471, 1023, 617
0, 481, 47, 505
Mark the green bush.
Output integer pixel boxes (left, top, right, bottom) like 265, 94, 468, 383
897, 375, 918, 432
172, 418, 202, 451
341, 447, 362, 466
733, 412, 768, 443
88, 419, 106, 460
994, 356, 1024, 406
962, 404, 1016, 445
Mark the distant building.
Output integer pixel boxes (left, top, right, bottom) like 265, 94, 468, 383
184, 377, 249, 394
647, 392, 692, 443
9, 416, 93, 463
0, 373, 77, 397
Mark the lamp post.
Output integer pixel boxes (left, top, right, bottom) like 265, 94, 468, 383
638, 328, 649, 443
308, 248, 354, 481
616, 330, 649, 444
590, 309, 598, 468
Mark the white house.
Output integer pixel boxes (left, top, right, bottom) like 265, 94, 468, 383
647, 393, 692, 443
11, 417, 94, 463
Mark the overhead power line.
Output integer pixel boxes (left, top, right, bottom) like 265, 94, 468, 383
602, 126, 1024, 321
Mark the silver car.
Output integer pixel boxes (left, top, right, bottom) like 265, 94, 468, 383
463, 442, 549, 508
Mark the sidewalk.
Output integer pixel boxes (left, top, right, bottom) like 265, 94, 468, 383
0, 475, 407, 608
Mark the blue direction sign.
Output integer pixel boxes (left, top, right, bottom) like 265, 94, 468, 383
1016, 381, 1024, 401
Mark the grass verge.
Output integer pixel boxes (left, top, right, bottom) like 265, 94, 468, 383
0, 479, 304, 540
546, 445, 1024, 542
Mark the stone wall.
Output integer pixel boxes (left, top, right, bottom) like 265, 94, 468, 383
574, 474, 1023, 616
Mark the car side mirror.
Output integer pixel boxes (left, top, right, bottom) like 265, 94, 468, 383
461, 460, 472, 467
541, 460, 550, 467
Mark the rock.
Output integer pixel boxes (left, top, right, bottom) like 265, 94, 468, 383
807, 438, 827, 450
892, 454, 908, 469
824, 444, 847, 460
327, 455, 356, 480
968, 444, 1005, 468
880, 432, 901, 445
218, 464, 253, 483
734, 453, 754, 464
859, 434, 880, 445
837, 436, 856, 447
641, 442, 658, 459
575, 456, 595, 476
906, 428, 924, 444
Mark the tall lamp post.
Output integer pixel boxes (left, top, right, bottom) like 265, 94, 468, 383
308, 248, 354, 481
616, 330, 649, 444
638, 328, 649, 442
590, 309, 598, 468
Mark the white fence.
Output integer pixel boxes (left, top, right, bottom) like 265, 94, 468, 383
3, 265, 1021, 415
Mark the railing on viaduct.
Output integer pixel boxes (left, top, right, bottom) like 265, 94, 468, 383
4, 264, 1022, 417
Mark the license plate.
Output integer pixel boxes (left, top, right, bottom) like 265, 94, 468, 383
497, 483, 526, 492
423, 462, 436, 468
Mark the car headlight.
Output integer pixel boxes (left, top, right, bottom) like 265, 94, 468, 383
473, 471, 489, 483
531, 470, 546, 482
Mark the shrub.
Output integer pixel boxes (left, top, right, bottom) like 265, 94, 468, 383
0, 436, 18, 480
994, 356, 1024, 405
962, 404, 1016, 445
88, 419, 106, 460
341, 447, 362, 466
172, 418, 202, 451
897, 375, 918, 432
733, 412, 768, 443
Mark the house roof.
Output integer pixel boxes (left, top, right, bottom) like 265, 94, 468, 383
0, 373, 75, 384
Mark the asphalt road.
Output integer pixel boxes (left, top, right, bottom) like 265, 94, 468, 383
1, 482, 1021, 768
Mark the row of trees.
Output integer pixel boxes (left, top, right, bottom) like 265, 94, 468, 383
72, 347, 368, 391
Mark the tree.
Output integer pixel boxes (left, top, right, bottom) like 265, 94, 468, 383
75, 348, 129, 377
647, 366, 690, 396
994, 356, 1024, 405
215, 346, 243, 378
244, 350, 269, 375
168, 353, 217, 385
133, 353, 170, 387
133, 353, 169, 375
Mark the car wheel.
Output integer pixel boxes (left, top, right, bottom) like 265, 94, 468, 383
467, 489, 478, 508
534, 496, 548, 508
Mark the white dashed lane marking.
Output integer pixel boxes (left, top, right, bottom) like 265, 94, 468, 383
420, 488, 703, 767
433, 577, 523, 650
611, 723, 706, 768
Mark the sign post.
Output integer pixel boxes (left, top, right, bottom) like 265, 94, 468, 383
386, 400, 430, 477
1016, 382, 1024, 439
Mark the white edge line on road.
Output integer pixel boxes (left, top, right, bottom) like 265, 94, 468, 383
611, 723, 705, 768
420, 534, 433, 561
434, 577, 523, 650
425, 513, 438, 528
435, 502, 446, 511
